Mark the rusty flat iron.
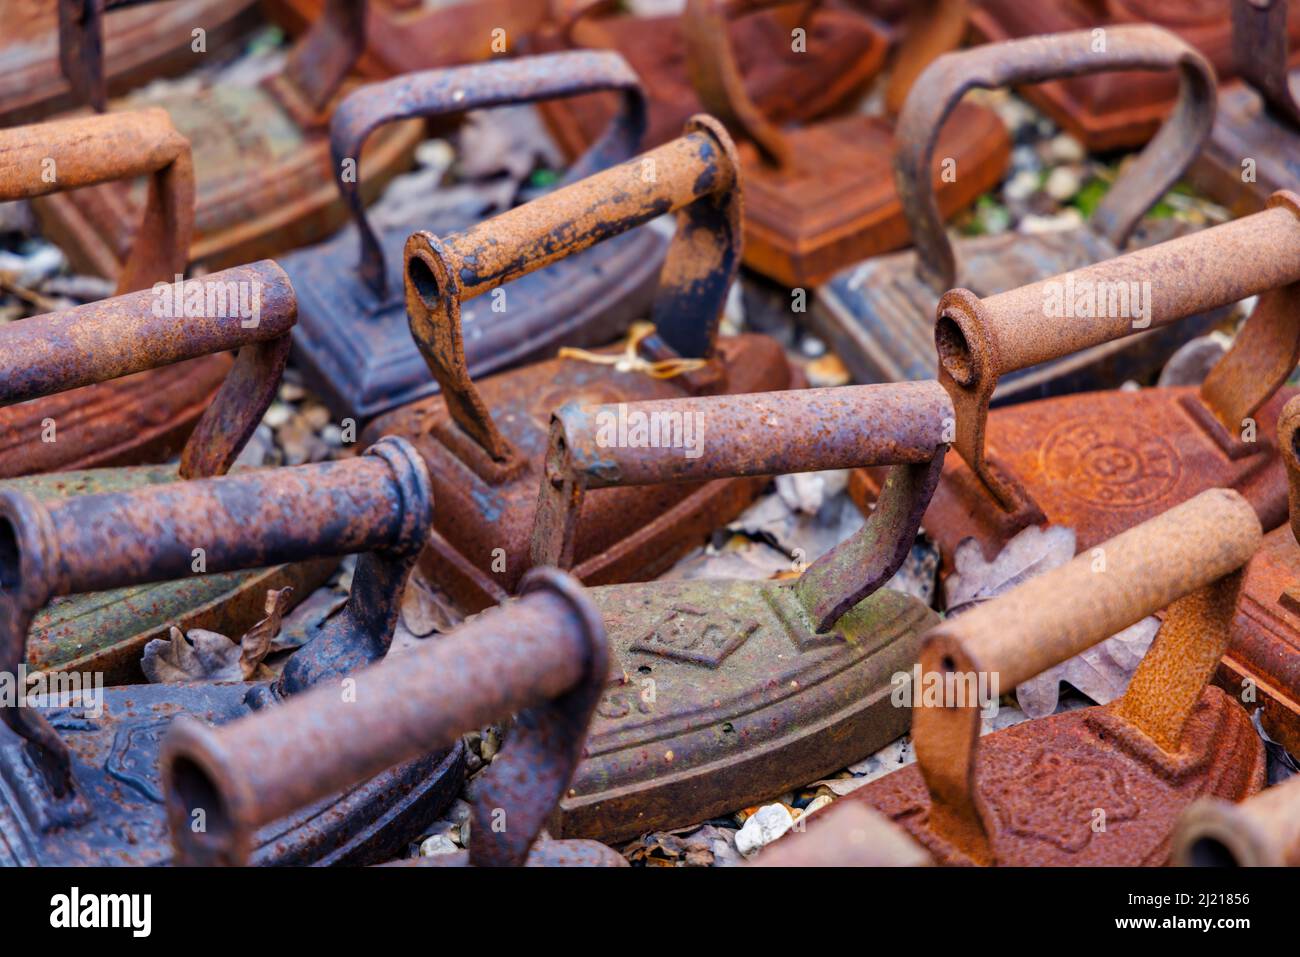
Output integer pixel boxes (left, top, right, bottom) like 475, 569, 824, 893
31, 0, 424, 275
0, 437, 463, 865
159, 568, 623, 867
0, 108, 234, 477
1, 262, 334, 684
0, 0, 261, 125
362, 117, 798, 612
970, 0, 1300, 150
527, 0, 889, 161
1190, 0, 1300, 216
852, 191, 1300, 573
1173, 772, 1300, 866
265, 0, 548, 78
285, 52, 668, 421
814, 25, 1225, 404
768, 490, 1266, 865
529, 381, 950, 841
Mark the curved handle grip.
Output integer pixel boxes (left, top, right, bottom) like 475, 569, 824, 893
896, 24, 1216, 293
912, 489, 1261, 863
332, 51, 647, 299
278, 0, 366, 114
0, 260, 297, 480
56, 0, 156, 112
1172, 774, 1300, 867
1, 108, 193, 295
1232, 0, 1300, 127
160, 568, 607, 867
405, 116, 741, 466
530, 381, 952, 632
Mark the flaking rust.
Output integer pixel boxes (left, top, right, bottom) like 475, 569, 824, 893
530, 382, 952, 841
768, 491, 1266, 866
814, 25, 1224, 404
363, 116, 797, 613
0, 438, 464, 866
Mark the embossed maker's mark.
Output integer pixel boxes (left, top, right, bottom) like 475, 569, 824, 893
1040, 418, 1180, 508
106, 721, 171, 803
629, 604, 759, 667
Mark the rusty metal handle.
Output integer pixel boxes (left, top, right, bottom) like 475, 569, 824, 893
57, 0, 156, 112
279, 0, 366, 114
404, 116, 741, 466
0, 108, 193, 295
897, 25, 1217, 293
333, 51, 647, 300
912, 489, 1261, 864
884, 0, 970, 117
1172, 774, 1300, 866
938, 191, 1300, 512
1233, 0, 1300, 127
529, 381, 952, 631
0, 260, 296, 480
160, 568, 607, 867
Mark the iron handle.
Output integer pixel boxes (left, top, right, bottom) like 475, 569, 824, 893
333, 51, 648, 299
1232, 0, 1300, 127
161, 568, 607, 867
57, 0, 159, 112
896, 24, 1217, 293
1172, 774, 1300, 866
279, 0, 366, 115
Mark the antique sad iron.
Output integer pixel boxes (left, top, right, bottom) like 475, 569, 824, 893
0, 437, 463, 866
31, 0, 423, 274
362, 117, 798, 612
527, 0, 888, 160
1173, 773, 1300, 866
285, 52, 668, 420
814, 25, 1225, 403
852, 192, 1300, 572
1, 262, 332, 684
0, 108, 234, 478
1190, 0, 1300, 215
529, 381, 951, 841
0, 0, 260, 125
160, 568, 623, 867
769, 490, 1266, 865
970, 0, 1300, 150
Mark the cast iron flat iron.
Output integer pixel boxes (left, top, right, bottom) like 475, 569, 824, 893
1, 262, 333, 684
285, 51, 668, 420
362, 117, 798, 612
767, 490, 1266, 865
0, 108, 233, 478
969, 0, 1300, 150
529, 381, 950, 841
0, 437, 463, 866
814, 25, 1225, 404
852, 191, 1300, 573
31, 0, 424, 275
160, 568, 624, 867
1173, 772, 1300, 866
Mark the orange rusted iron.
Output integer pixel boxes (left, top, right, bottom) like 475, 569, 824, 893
530, 381, 951, 841
1, 262, 335, 683
852, 191, 1300, 575
362, 117, 797, 612
527, 0, 889, 161
0, 108, 235, 478
31, 0, 423, 275
814, 25, 1224, 404
0, 0, 260, 125
286, 52, 668, 421
1173, 773, 1300, 866
970, 0, 1300, 151
0, 438, 462, 865
160, 568, 619, 867
783, 490, 1266, 866
1190, 0, 1300, 216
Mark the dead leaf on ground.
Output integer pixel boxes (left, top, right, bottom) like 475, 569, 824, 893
944, 524, 1077, 615
400, 574, 463, 637
141, 588, 293, 683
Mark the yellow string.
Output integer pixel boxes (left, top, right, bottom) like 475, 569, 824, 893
558, 321, 707, 379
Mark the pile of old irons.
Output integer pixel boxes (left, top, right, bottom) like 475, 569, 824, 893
1173, 773, 1300, 866
0, 109, 233, 478
158, 569, 623, 867
285, 52, 668, 420
0, 436, 461, 865
863, 191, 1300, 572
32, 0, 423, 274
530, 382, 952, 840
1191, 0, 1300, 214
1, 264, 332, 683
814, 25, 1224, 403
362, 117, 796, 611
767, 490, 1266, 866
